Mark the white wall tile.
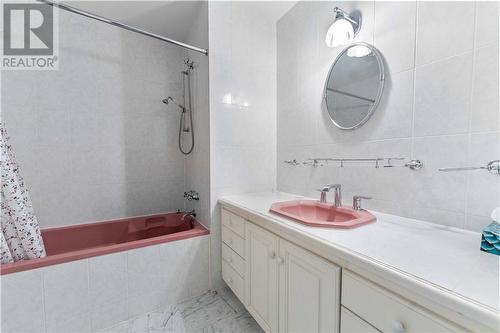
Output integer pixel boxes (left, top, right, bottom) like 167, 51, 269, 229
0, 269, 45, 333
209, 1, 278, 289
70, 111, 100, 149
471, 45, 499, 132
467, 132, 500, 218
2, 9, 192, 228
353, 69, 414, 141
374, 1, 416, 74
37, 188, 75, 228
414, 53, 473, 136
277, 1, 497, 230
465, 214, 495, 232
416, 1, 475, 66
411, 134, 469, 213
475, 1, 499, 48
37, 108, 71, 147
34, 145, 72, 194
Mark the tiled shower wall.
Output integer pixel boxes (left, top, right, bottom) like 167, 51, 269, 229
1, 10, 188, 228
277, 1, 499, 231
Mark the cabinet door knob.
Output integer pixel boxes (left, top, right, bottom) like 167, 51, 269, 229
270, 251, 276, 259
391, 321, 405, 333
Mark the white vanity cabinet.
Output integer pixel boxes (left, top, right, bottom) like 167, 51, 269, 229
245, 221, 280, 332
221, 205, 475, 333
221, 209, 247, 302
245, 217, 341, 333
340, 271, 465, 333
278, 238, 340, 333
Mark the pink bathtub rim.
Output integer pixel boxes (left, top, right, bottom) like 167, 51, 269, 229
0, 213, 209, 275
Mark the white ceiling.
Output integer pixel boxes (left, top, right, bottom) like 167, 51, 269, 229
61, 1, 297, 43
63, 1, 204, 42
250, 1, 297, 22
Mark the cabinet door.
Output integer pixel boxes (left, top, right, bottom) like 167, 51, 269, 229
245, 222, 279, 333
341, 307, 380, 333
279, 239, 341, 333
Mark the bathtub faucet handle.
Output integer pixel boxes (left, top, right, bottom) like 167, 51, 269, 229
184, 190, 200, 201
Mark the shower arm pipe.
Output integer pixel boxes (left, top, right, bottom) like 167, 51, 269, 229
37, 0, 208, 56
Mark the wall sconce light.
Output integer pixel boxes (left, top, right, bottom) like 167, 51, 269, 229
325, 7, 361, 47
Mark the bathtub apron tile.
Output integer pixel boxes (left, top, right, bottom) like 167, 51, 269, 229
127, 245, 164, 298
46, 313, 92, 333
43, 259, 91, 332
158, 239, 192, 304
127, 244, 169, 317
185, 236, 211, 299
127, 291, 167, 319
89, 252, 128, 331
90, 298, 128, 332
0, 268, 45, 333
89, 251, 128, 304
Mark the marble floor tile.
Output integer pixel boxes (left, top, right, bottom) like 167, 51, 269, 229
201, 313, 264, 333
98, 288, 263, 333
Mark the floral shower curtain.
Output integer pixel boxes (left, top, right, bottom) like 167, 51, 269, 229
0, 121, 46, 264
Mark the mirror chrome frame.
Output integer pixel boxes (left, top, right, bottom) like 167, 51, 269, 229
323, 42, 385, 130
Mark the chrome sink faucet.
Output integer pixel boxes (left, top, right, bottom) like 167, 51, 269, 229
317, 184, 342, 207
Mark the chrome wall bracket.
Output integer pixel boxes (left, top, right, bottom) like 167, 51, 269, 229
404, 160, 424, 170
333, 7, 361, 35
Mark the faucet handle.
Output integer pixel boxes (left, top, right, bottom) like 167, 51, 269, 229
320, 184, 341, 192
353, 195, 371, 211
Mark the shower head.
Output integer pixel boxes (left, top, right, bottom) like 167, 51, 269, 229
162, 96, 185, 111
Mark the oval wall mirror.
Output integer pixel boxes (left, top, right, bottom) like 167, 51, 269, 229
324, 43, 385, 130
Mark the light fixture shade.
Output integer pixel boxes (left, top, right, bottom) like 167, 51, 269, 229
347, 45, 371, 57
325, 19, 355, 47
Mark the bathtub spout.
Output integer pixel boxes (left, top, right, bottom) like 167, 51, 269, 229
180, 209, 196, 221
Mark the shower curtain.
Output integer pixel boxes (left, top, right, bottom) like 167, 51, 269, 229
0, 121, 46, 264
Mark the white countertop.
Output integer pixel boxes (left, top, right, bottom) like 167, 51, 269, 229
219, 192, 499, 329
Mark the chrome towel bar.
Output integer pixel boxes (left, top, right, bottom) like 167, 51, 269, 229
284, 157, 423, 170
438, 160, 500, 175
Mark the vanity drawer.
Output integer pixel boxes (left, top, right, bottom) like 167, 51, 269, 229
222, 243, 245, 277
222, 226, 245, 258
342, 271, 463, 333
341, 306, 380, 333
222, 260, 245, 302
222, 208, 246, 238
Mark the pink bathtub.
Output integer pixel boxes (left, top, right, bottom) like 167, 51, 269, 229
0, 213, 209, 275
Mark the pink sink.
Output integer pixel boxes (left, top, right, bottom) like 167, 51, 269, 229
269, 200, 376, 228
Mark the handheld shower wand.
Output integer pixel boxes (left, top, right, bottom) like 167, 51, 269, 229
162, 59, 195, 155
